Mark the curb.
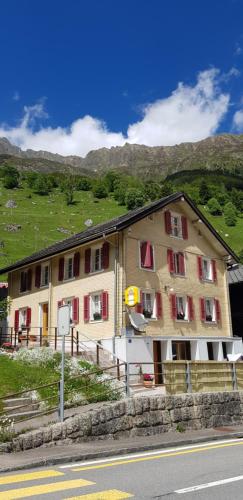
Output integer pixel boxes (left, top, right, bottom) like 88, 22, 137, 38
1, 431, 243, 473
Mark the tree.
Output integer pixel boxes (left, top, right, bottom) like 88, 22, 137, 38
76, 176, 92, 191
2, 164, 19, 189
199, 180, 211, 204
92, 181, 108, 199
207, 197, 222, 215
144, 182, 161, 201
125, 188, 145, 210
103, 171, 121, 192
60, 179, 75, 205
113, 181, 127, 205
160, 182, 174, 197
224, 202, 237, 226
230, 189, 243, 212
33, 175, 52, 195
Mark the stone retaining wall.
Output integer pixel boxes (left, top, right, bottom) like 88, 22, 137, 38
2, 391, 243, 453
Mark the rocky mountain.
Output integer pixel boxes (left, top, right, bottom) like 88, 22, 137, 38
1, 134, 243, 177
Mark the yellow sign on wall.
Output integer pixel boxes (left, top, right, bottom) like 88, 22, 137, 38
124, 286, 140, 307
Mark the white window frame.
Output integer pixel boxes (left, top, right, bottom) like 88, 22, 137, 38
90, 291, 103, 322
202, 257, 213, 282
173, 251, 186, 276
176, 295, 189, 322
141, 290, 157, 320
19, 307, 27, 328
40, 262, 49, 288
170, 212, 183, 239
90, 245, 103, 274
64, 254, 74, 281
205, 297, 216, 323
63, 297, 74, 324
138, 241, 155, 272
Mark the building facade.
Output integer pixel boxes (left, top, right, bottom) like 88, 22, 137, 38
1, 192, 242, 368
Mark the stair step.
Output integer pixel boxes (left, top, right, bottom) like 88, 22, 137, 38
6, 409, 42, 420
3, 397, 32, 408
4, 404, 39, 415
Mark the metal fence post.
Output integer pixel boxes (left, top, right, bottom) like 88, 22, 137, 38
186, 362, 192, 393
39, 327, 43, 347
76, 331, 79, 356
71, 327, 74, 357
231, 362, 238, 391
96, 343, 100, 365
125, 362, 130, 397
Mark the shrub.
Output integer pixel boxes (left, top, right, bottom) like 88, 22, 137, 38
224, 202, 237, 226
207, 197, 222, 215
92, 181, 108, 199
77, 177, 92, 191
199, 180, 211, 204
125, 188, 145, 210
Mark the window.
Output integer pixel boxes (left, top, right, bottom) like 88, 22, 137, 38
92, 247, 103, 272
171, 213, 182, 238
176, 296, 188, 321
174, 252, 185, 276
90, 293, 102, 321
172, 341, 191, 360
140, 241, 154, 270
64, 256, 74, 280
20, 268, 32, 292
205, 298, 215, 322
142, 291, 156, 319
19, 308, 27, 327
41, 264, 49, 287
198, 257, 217, 282
63, 298, 73, 323
202, 258, 212, 281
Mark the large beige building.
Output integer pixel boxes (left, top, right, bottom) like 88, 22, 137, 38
1, 192, 242, 370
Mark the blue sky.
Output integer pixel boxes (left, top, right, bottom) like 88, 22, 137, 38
1, 0, 243, 156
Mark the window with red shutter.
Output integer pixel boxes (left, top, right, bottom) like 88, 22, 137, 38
14, 310, 19, 332
58, 257, 64, 281
178, 252, 185, 275
155, 292, 162, 319
72, 297, 79, 323
212, 260, 217, 282
84, 248, 91, 274
26, 308, 31, 328
135, 290, 143, 313
181, 216, 188, 240
140, 241, 154, 270
27, 269, 32, 291
187, 296, 194, 321
84, 295, 90, 322
165, 210, 172, 234
102, 242, 110, 269
102, 291, 109, 320
167, 249, 175, 273
35, 265, 41, 288
170, 294, 177, 320
73, 252, 80, 278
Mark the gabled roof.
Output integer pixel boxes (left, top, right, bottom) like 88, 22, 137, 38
0, 191, 238, 274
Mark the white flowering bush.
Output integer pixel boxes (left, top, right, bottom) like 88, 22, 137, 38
0, 417, 15, 443
12, 347, 57, 366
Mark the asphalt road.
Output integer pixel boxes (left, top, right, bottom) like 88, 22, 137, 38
1, 438, 243, 499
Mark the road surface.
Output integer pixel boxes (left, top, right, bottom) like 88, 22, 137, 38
1, 438, 243, 498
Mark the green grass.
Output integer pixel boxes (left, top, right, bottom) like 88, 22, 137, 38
200, 206, 243, 254
0, 184, 126, 276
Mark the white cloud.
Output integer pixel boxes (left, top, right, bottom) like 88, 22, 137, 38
232, 109, 243, 131
0, 68, 231, 157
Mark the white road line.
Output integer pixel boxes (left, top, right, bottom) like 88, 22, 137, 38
175, 475, 243, 494
59, 438, 242, 469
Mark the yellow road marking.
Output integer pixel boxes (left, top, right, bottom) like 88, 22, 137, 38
0, 469, 64, 485
66, 489, 133, 499
0, 478, 94, 499
73, 441, 243, 472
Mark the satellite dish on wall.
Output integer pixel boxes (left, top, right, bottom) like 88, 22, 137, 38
128, 311, 149, 332
84, 219, 93, 227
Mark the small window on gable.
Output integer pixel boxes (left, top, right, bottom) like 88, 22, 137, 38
171, 213, 182, 238
64, 255, 74, 281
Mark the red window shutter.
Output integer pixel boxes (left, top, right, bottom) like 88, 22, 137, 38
188, 296, 194, 321
200, 298, 206, 321
84, 295, 90, 322
181, 216, 188, 240
197, 256, 203, 280
84, 248, 91, 274
136, 290, 143, 313
212, 260, 217, 282
170, 294, 177, 320
102, 242, 110, 269
14, 310, 19, 332
35, 265, 41, 288
73, 252, 80, 277
167, 248, 175, 273
26, 307, 31, 327
102, 291, 109, 320
215, 299, 221, 322
58, 257, 64, 281
179, 252, 185, 275
165, 210, 172, 235
140, 241, 147, 268
156, 292, 163, 319
27, 269, 32, 290
72, 297, 79, 323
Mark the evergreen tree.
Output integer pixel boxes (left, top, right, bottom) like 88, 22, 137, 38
199, 180, 211, 204
224, 202, 237, 226
207, 197, 222, 215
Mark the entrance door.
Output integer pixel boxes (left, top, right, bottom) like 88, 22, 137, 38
153, 341, 163, 385
42, 303, 49, 337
